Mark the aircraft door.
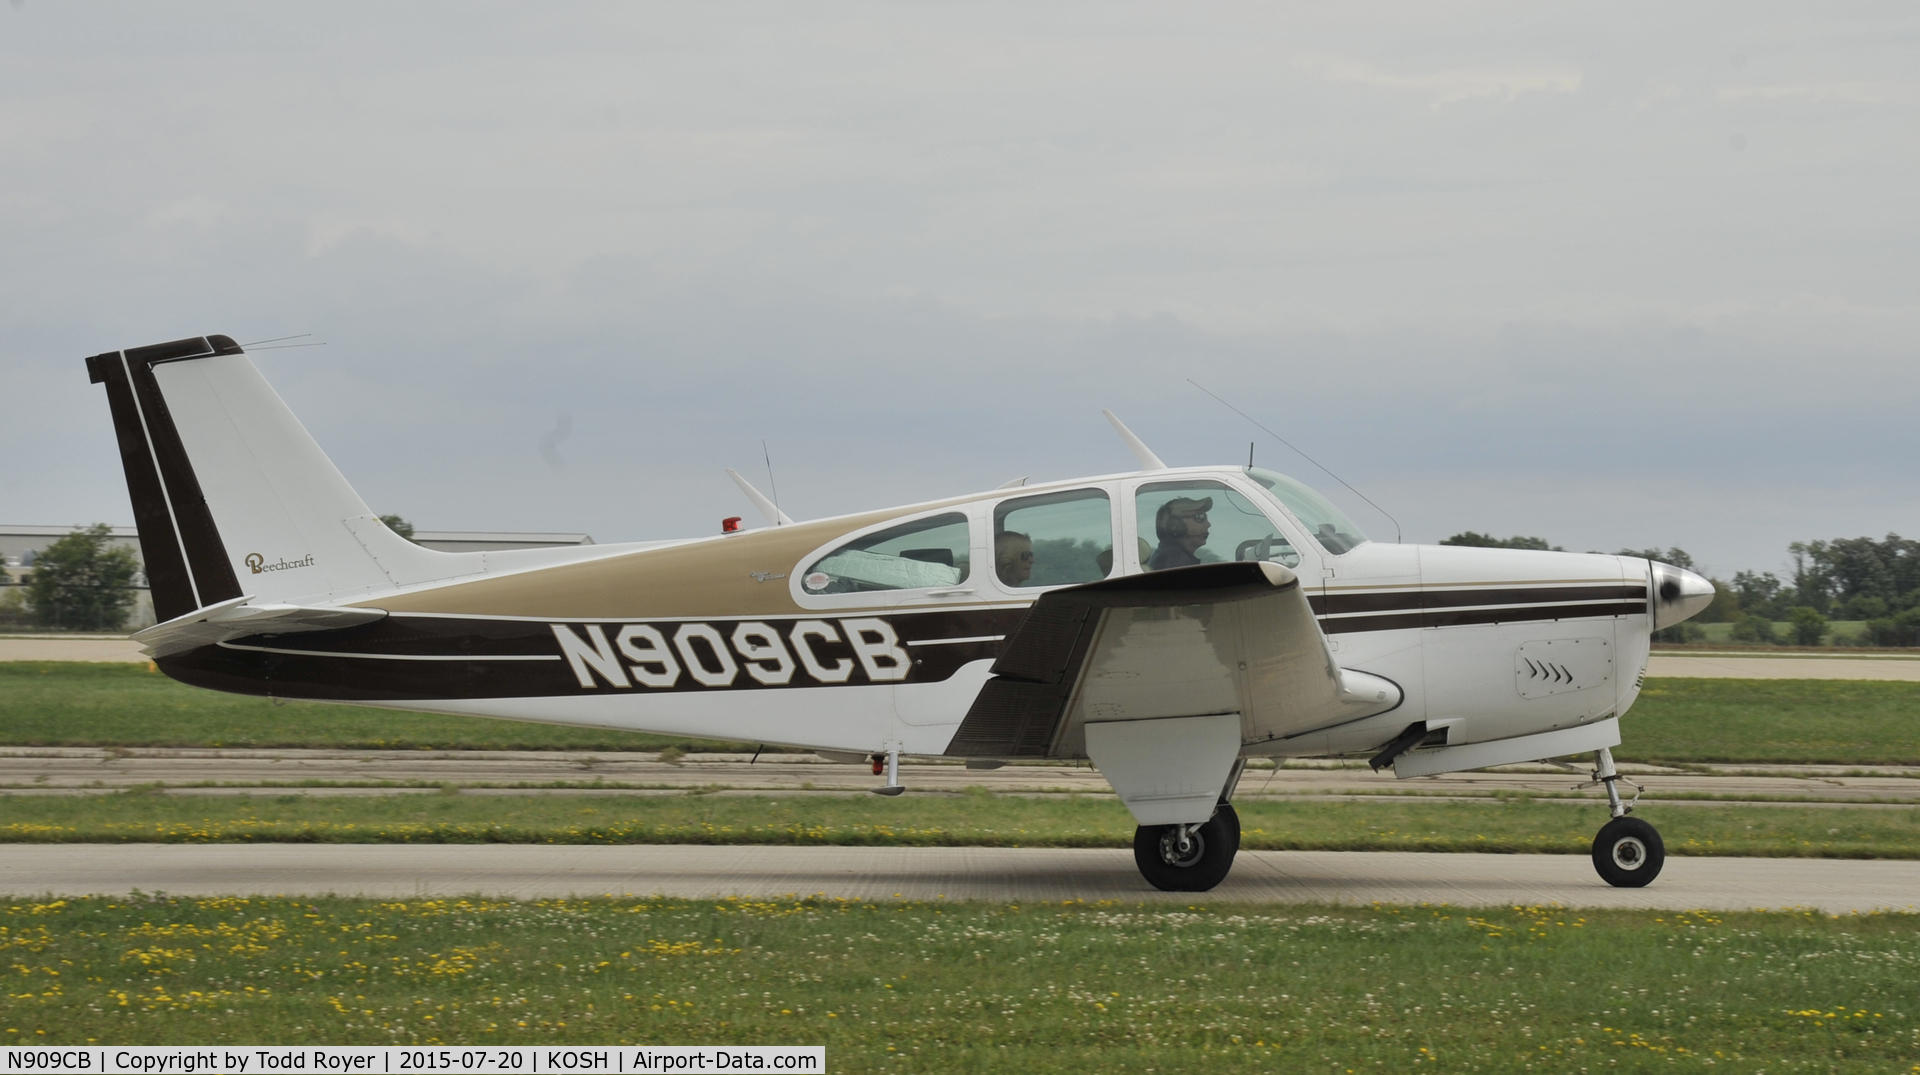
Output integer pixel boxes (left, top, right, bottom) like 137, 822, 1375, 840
1128, 478, 1312, 577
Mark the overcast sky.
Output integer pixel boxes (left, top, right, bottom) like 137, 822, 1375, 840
3, 2, 1915, 579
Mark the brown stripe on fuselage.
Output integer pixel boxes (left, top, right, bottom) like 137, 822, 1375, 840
157, 606, 1027, 702
1320, 600, 1647, 634
1313, 584, 1647, 617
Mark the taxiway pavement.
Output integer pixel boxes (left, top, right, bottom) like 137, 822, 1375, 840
3, 747, 1914, 803
2, 844, 1913, 913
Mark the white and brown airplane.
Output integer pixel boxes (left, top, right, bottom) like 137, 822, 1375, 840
88, 334, 1714, 892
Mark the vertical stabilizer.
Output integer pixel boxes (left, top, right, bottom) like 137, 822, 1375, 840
88, 335, 479, 620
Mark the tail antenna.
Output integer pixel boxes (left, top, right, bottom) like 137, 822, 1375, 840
1101, 410, 1169, 471
762, 440, 782, 520
1188, 379, 1403, 544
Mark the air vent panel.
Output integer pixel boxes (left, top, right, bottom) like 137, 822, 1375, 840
1515, 637, 1613, 699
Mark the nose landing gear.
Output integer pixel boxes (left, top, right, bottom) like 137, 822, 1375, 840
1133, 802, 1241, 892
1583, 747, 1664, 887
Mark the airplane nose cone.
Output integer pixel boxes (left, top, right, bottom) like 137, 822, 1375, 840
1651, 562, 1715, 629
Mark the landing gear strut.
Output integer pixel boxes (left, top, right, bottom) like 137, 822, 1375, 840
869, 751, 904, 796
1583, 747, 1664, 887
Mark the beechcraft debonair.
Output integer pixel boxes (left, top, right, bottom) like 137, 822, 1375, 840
89, 334, 1715, 892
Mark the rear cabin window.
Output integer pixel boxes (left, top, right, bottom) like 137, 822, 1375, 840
801, 512, 971, 594
1136, 479, 1302, 571
992, 489, 1113, 588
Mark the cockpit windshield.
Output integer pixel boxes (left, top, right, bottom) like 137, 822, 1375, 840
1244, 467, 1368, 555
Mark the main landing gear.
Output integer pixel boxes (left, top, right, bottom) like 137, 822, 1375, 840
1583, 746, 1664, 887
1134, 803, 1240, 892
1132, 760, 1247, 892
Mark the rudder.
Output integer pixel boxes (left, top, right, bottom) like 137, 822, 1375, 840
88, 334, 477, 621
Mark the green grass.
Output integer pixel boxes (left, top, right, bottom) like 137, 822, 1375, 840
3, 895, 1914, 1071
3, 792, 1916, 859
1697, 618, 1889, 641
1618, 679, 1920, 766
4, 662, 1919, 767
0, 662, 767, 752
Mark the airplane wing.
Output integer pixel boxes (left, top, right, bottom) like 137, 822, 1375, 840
132, 595, 387, 659
946, 560, 1401, 758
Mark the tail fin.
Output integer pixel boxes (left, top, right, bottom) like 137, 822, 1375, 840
88, 334, 478, 621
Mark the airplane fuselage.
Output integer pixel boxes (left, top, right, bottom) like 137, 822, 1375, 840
91, 334, 1713, 890
157, 465, 1659, 764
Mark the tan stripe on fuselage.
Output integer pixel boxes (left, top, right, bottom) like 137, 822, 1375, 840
361, 502, 982, 620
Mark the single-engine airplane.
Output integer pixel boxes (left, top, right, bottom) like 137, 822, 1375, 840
88, 334, 1713, 892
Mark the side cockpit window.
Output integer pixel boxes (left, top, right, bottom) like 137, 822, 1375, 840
1136, 480, 1302, 571
1244, 467, 1367, 555
993, 489, 1113, 588
801, 512, 971, 595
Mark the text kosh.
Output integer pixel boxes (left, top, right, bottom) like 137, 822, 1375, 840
550, 619, 909, 690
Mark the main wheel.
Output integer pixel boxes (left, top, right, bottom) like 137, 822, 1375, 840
1133, 803, 1240, 892
1592, 815, 1665, 888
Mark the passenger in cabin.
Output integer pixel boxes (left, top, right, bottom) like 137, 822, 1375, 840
995, 530, 1034, 586
1148, 496, 1213, 570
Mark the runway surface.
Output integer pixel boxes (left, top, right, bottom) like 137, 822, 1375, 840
0, 636, 147, 662
3, 844, 1914, 912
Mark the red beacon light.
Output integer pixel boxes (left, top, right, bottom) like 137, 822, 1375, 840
722, 516, 743, 534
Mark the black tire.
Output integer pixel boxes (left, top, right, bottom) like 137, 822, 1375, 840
1592, 815, 1665, 888
1133, 803, 1240, 892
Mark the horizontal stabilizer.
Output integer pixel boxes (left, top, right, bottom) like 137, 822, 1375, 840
133, 595, 387, 658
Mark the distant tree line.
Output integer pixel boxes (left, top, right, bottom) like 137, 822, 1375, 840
1727, 536, 1920, 647
1, 516, 420, 633
0, 524, 141, 632
1441, 531, 1920, 647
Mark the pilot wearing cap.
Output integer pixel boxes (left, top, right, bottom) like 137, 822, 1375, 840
1148, 496, 1213, 570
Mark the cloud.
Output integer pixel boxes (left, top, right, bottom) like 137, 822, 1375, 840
1716, 82, 1900, 105
1, 3, 1916, 577
1297, 56, 1583, 107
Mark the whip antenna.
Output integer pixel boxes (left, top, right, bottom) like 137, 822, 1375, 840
762, 440, 782, 523
1188, 379, 1403, 544
241, 333, 328, 352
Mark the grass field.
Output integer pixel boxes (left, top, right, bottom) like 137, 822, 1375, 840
3, 895, 1914, 1072
5, 663, 1920, 767
0, 663, 762, 753
1622, 678, 1920, 766
2, 792, 1915, 859
1694, 620, 1874, 645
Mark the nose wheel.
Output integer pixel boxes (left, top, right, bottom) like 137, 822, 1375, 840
1593, 815, 1665, 887
1583, 746, 1665, 887
1133, 803, 1240, 892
